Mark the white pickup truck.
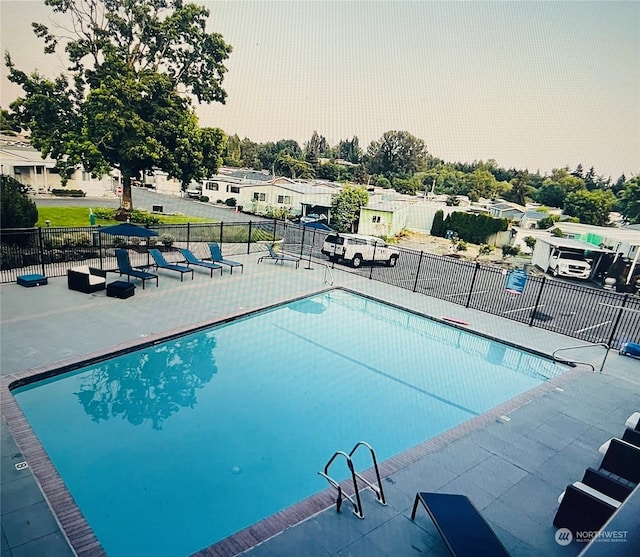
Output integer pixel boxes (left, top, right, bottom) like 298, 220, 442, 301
321, 233, 400, 268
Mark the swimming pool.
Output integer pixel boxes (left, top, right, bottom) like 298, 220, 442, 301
12, 289, 565, 557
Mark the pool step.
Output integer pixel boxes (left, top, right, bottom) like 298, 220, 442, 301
318, 441, 387, 519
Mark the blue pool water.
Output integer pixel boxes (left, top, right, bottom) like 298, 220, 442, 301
13, 290, 564, 557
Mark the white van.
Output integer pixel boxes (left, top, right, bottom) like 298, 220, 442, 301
321, 233, 400, 268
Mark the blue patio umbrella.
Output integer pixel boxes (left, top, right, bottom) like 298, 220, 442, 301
99, 223, 158, 237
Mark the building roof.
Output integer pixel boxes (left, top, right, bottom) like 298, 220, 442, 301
536, 236, 614, 253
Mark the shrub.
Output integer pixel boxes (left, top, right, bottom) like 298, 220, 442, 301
216, 199, 223, 204
51, 188, 86, 197
455, 240, 468, 251
160, 233, 175, 247
225, 197, 237, 207
129, 210, 161, 225
441, 212, 508, 244
479, 244, 494, 256
92, 208, 115, 220
431, 210, 445, 237
113, 237, 127, 247
523, 236, 537, 251
199, 195, 209, 202
501, 245, 521, 258
551, 228, 564, 238
76, 233, 92, 247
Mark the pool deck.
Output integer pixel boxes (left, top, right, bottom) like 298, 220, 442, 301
1, 252, 639, 557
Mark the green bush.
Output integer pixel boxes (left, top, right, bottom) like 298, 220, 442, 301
113, 237, 127, 247
501, 245, 521, 258
130, 210, 161, 225
225, 197, 237, 207
441, 212, 508, 244
199, 195, 209, 202
479, 244, 494, 256
92, 208, 115, 220
51, 189, 86, 197
160, 233, 175, 247
431, 210, 445, 237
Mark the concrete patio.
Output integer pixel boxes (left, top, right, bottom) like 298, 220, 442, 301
1, 251, 639, 557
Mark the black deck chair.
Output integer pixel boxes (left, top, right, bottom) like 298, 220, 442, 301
626, 412, 640, 432
114, 248, 159, 289
148, 249, 194, 281
581, 468, 635, 503
553, 482, 620, 534
411, 492, 510, 557
599, 438, 640, 484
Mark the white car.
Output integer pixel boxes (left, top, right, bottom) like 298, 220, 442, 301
321, 233, 400, 268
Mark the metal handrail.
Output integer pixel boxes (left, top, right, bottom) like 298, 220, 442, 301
318, 451, 364, 518
348, 441, 387, 506
552, 342, 610, 373
318, 441, 386, 519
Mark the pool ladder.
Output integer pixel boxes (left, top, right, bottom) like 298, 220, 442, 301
318, 441, 387, 519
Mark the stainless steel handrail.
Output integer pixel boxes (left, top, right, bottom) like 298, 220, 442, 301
318, 441, 386, 519
552, 342, 610, 373
318, 451, 364, 518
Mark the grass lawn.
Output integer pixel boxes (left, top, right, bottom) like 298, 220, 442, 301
36, 207, 215, 227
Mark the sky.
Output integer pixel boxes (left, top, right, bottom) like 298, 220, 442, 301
1, 0, 638, 180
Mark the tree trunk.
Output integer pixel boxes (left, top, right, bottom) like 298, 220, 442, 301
115, 173, 134, 221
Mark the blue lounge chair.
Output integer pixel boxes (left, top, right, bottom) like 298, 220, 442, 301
114, 249, 158, 289
148, 249, 194, 281
207, 242, 244, 274
178, 248, 223, 277
257, 243, 300, 268
411, 492, 510, 557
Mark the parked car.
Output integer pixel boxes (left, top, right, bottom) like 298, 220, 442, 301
547, 250, 592, 279
186, 185, 202, 199
321, 233, 400, 268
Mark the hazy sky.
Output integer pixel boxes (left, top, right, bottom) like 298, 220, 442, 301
1, 1, 638, 179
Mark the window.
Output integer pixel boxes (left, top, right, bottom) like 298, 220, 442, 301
371, 215, 381, 223
205, 182, 219, 191
253, 192, 266, 201
277, 195, 291, 204
227, 185, 240, 193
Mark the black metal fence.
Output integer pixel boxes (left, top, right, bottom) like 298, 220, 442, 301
2, 221, 639, 350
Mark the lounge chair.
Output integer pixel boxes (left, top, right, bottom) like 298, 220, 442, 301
257, 243, 301, 268
626, 411, 640, 431
114, 249, 159, 289
411, 492, 510, 557
580, 467, 635, 503
553, 481, 620, 534
598, 427, 640, 454
598, 438, 640, 484
207, 242, 244, 274
178, 248, 223, 277
148, 249, 194, 281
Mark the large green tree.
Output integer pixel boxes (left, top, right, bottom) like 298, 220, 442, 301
330, 184, 369, 232
6, 0, 231, 215
563, 188, 617, 226
617, 177, 640, 224
365, 130, 428, 179
1, 175, 38, 228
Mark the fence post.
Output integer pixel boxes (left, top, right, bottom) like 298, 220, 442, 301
305, 228, 316, 270
38, 227, 46, 277
299, 226, 306, 257
413, 251, 424, 292
369, 244, 377, 280
465, 262, 480, 308
529, 276, 546, 327
98, 230, 103, 269
187, 222, 191, 249
219, 221, 224, 244
607, 294, 628, 349
247, 220, 253, 254
272, 219, 277, 242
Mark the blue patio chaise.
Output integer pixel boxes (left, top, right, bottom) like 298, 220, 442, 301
207, 242, 244, 274
257, 243, 301, 269
149, 249, 194, 281
411, 492, 510, 557
114, 249, 159, 289
178, 248, 223, 277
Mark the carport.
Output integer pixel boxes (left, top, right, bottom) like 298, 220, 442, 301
532, 237, 614, 280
